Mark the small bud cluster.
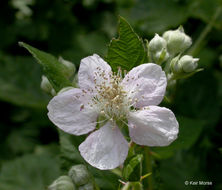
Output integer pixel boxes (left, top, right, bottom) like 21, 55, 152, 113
41, 57, 76, 96
48, 165, 94, 190
148, 26, 201, 81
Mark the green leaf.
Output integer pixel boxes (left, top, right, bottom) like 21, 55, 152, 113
0, 55, 49, 108
123, 154, 143, 181
106, 16, 146, 71
19, 42, 72, 92
0, 154, 61, 190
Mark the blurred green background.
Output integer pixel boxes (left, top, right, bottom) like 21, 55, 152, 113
0, 0, 222, 189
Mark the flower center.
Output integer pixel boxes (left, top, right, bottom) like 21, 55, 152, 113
91, 67, 131, 121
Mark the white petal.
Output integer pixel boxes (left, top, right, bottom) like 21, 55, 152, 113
47, 88, 98, 135
121, 63, 167, 107
79, 122, 129, 170
78, 54, 112, 91
128, 106, 178, 146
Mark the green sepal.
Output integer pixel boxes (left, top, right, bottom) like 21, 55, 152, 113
19, 42, 72, 92
172, 68, 204, 80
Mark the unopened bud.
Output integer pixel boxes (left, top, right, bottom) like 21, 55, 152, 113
149, 34, 167, 52
48, 176, 76, 190
78, 182, 94, 190
68, 165, 91, 186
171, 55, 199, 73
163, 26, 192, 55
179, 55, 199, 72
59, 57, 76, 78
40, 75, 56, 96
148, 34, 169, 64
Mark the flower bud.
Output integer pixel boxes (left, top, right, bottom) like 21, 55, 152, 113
171, 55, 199, 73
68, 165, 91, 186
148, 34, 169, 64
40, 75, 56, 96
48, 176, 76, 190
78, 182, 94, 190
163, 26, 192, 55
59, 57, 76, 78
149, 34, 167, 52
179, 55, 199, 72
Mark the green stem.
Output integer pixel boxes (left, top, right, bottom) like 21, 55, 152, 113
188, 7, 222, 56
121, 182, 131, 190
144, 147, 153, 190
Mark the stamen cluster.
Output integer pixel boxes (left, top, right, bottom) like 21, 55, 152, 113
91, 67, 131, 121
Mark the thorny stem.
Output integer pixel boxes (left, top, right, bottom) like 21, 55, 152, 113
188, 7, 222, 56
145, 147, 153, 190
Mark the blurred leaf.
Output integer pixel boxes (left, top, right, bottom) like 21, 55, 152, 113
174, 71, 220, 125
196, 47, 218, 68
128, 0, 190, 34
19, 42, 72, 92
76, 32, 108, 56
0, 154, 61, 190
106, 16, 146, 71
189, 0, 222, 29
123, 154, 143, 181
158, 151, 207, 190
6, 126, 39, 154
214, 70, 222, 106
58, 130, 85, 171
0, 55, 49, 108
152, 117, 205, 159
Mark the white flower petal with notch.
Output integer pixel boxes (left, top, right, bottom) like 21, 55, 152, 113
128, 106, 178, 146
79, 122, 129, 170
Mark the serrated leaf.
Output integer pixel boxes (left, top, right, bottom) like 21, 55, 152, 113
19, 42, 72, 92
123, 154, 143, 181
106, 16, 146, 71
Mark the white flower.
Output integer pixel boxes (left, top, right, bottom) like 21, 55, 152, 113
47, 54, 179, 170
